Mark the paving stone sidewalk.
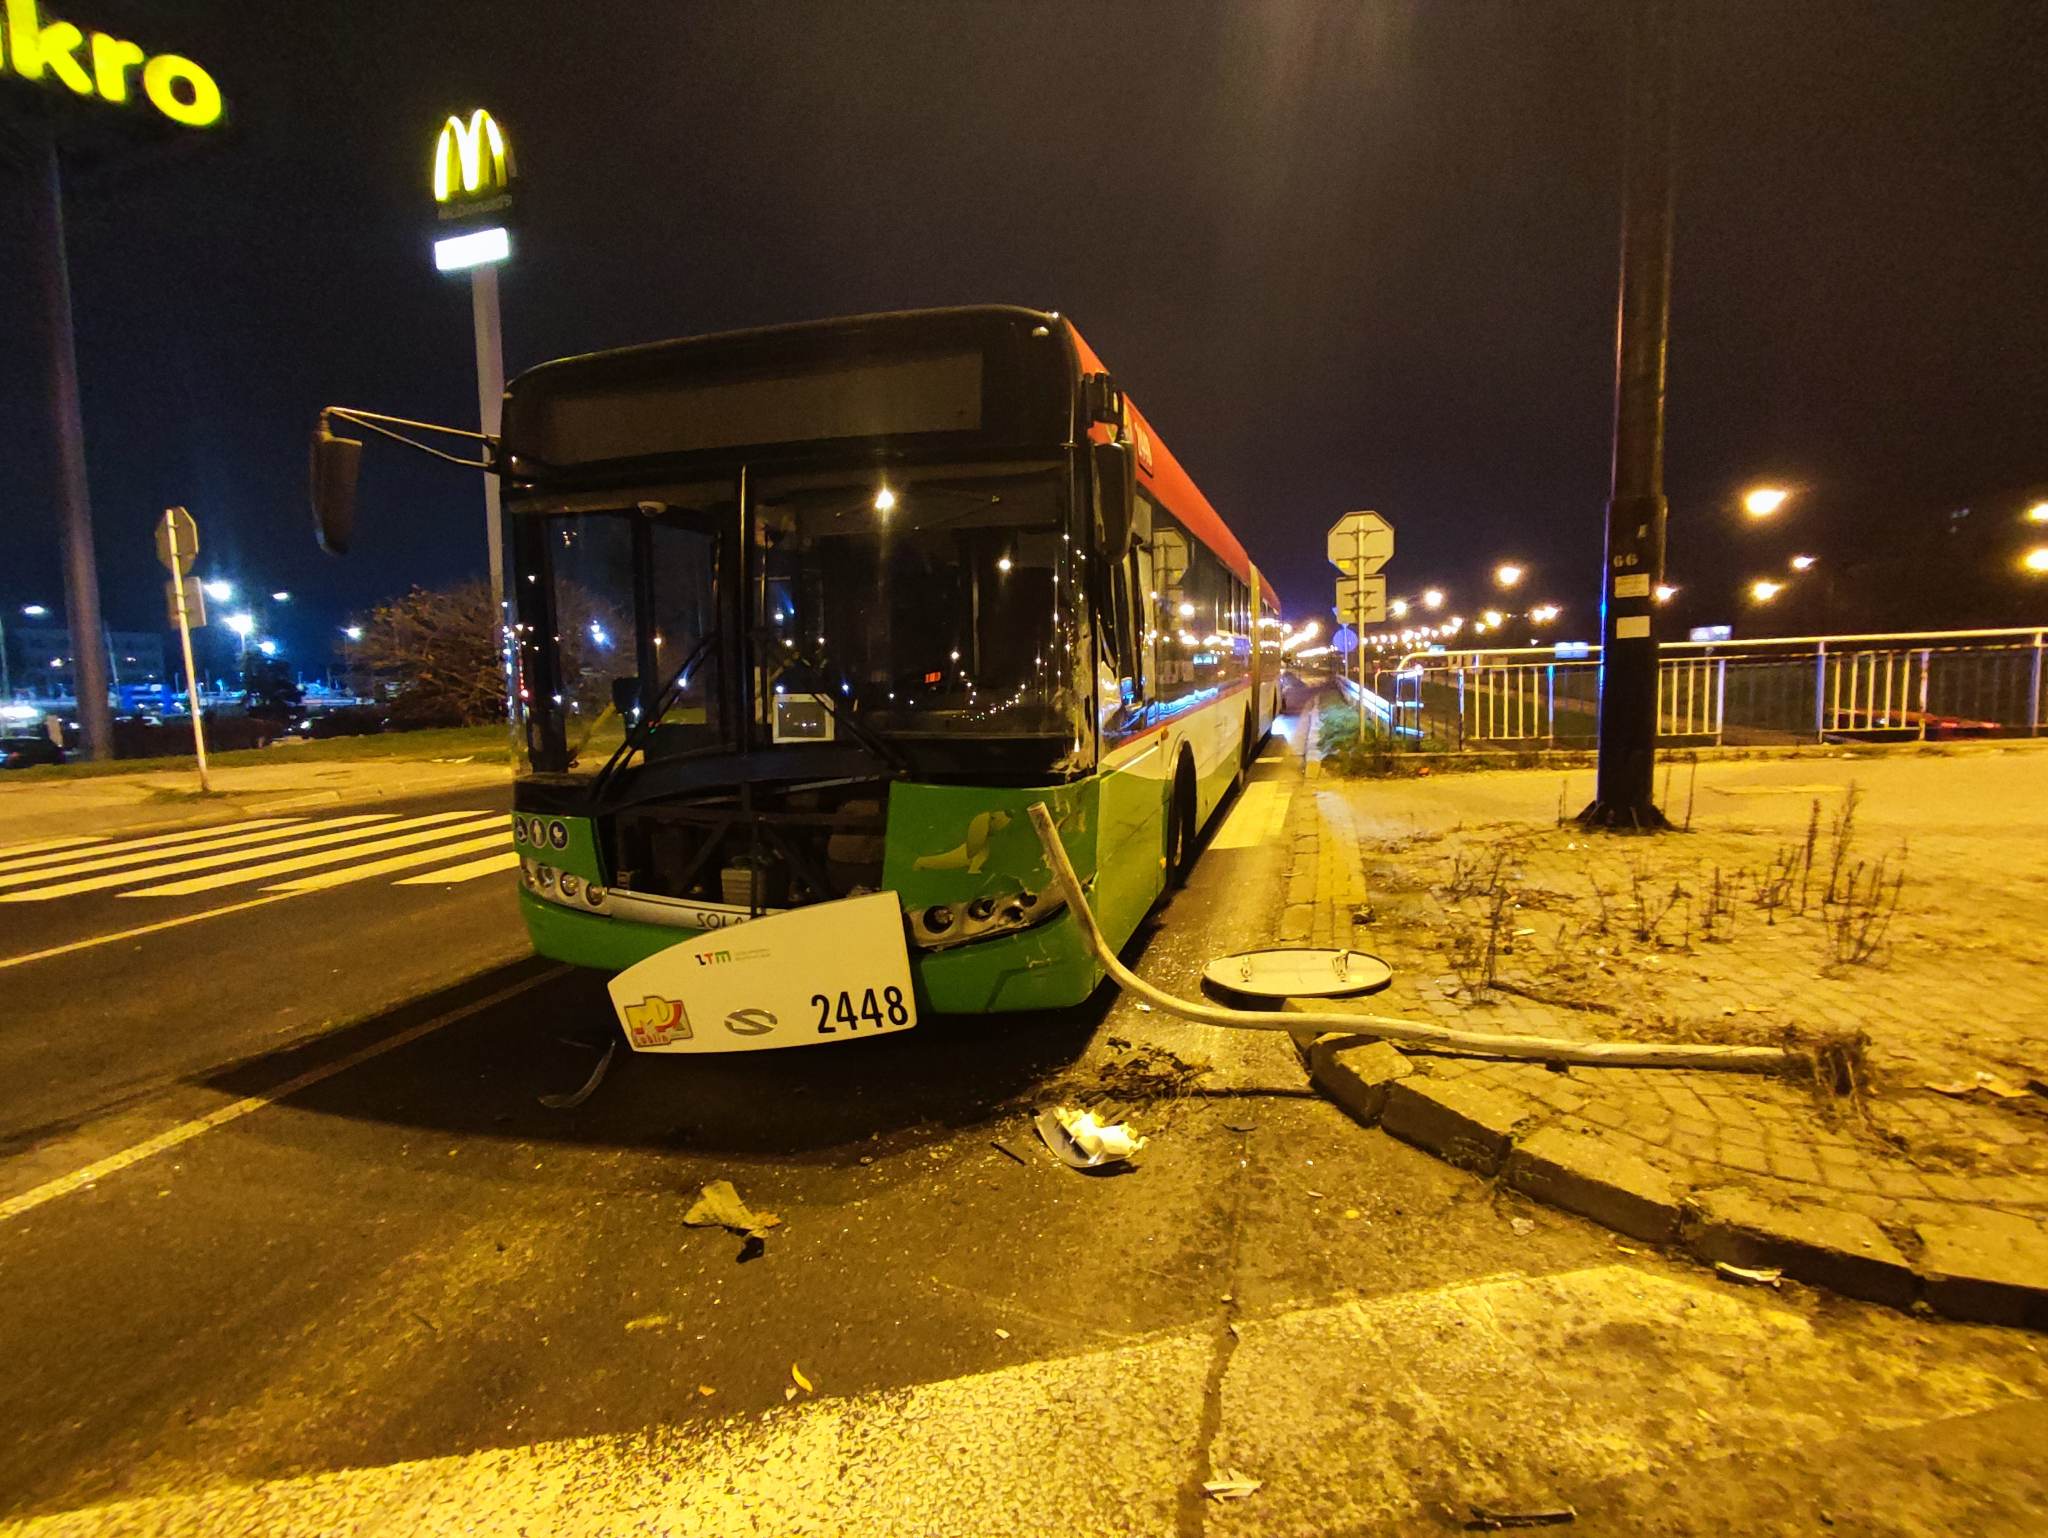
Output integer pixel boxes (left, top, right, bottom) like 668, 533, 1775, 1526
1276, 718, 2048, 1328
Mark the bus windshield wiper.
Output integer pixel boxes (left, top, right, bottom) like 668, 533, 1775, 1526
588, 630, 721, 802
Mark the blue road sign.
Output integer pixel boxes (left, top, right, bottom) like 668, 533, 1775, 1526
1333, 625, 1359, 657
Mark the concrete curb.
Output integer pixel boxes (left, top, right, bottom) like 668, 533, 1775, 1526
1288, 1004, 2048, 1330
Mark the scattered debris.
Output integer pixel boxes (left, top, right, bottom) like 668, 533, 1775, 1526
1306, 1189, 1326, 1199
1466, 1503, 1577, 1529
791, 1362, 814, 1393
624, 1314, 672, 1332
1225, 1121, 1257, 1134
697, 1385, 716, 1397
539, 1038, 617, 1110
994, 1328, 1011, 1340
1509, 1217, 1536, 1237
1615, 1244, 1640, 1255
1344, 1208, 1362, 1220
1714, 1261, 1783, 1288
1202, 1470, 1262, 1501
990, 1140, 1027, 1166
859, 1155, 875, 1166
1034, 1106, 1146, 1171
1925, 1073, 2030, 1101
683, 1180, 781, 1240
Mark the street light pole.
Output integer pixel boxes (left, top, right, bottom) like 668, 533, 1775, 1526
26, 132, 114, 761
471, 262, 508, 647
1581, 0, 1676, 831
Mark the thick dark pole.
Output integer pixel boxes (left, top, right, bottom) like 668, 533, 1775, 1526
1581, 0, 1675, 830
26, 133, 115, 760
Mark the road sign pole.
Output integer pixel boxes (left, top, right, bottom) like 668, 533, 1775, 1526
1580, 0, 1675, 831
1355, 523, 1367, 745
170, 568, 211, 794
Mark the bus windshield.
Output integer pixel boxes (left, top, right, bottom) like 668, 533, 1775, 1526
754, 464, 1071, 737
521, 462, 1079, 778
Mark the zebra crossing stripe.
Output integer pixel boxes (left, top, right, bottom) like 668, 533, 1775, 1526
0, 817, 372, 890
0, 834, 109, 863
0, 812, 488, 903
0, 817, 309, 876
263, 833, 514, 894
120, 814, 507, 898
392, 850, 522, 886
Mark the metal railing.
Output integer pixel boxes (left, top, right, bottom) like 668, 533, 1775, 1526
1332, 626, 2045, 750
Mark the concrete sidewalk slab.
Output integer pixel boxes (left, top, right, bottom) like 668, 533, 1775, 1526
1279, 730, 2048, 1327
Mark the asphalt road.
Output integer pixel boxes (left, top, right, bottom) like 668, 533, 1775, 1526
3, 722, 2044, 1535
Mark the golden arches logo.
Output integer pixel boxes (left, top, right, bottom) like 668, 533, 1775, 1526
432, 109, 511, 203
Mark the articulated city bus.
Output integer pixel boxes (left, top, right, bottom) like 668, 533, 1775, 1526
316, 305, 1283, 1024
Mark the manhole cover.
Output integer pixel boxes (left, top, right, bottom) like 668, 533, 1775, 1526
1200, 947, 1393, 1003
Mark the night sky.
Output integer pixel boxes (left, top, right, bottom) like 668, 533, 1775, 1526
3, 0, 2045, 666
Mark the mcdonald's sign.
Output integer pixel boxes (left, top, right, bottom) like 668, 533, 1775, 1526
432, 108, 513, 210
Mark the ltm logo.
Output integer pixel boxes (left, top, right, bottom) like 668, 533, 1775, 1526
694, 949, 733, 967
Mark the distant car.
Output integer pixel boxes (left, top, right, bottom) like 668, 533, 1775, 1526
1, 735, 65, 769
1824, 708, 2003, 742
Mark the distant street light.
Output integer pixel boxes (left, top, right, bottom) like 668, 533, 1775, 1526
2023, 546, 2048, 575
2026, 502, 2048, 524
225, 612, 254, 637
1421, 588, 1445, 610
1653, 583, 1678, 604
1494, 562, 1524, 588
256, 638, 280, 658
1789, 554, 1817, 571
1389, 598, 1410, 619
343, 625, 364, 641
1743, 486, 1790, 519
1481, 609, 1505, 627
1748, 578, 1785, 602
1530, 604, 1562, 623
21, 604, 49, 617
204, 579, 235, 602
271, 590, 292, 602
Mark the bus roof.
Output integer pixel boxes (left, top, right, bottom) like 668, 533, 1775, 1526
1066, 323, 1282, 616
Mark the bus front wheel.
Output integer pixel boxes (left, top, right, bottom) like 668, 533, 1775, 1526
1165, 756, 1198, 890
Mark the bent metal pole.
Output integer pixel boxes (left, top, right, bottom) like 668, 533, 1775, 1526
1025, 804, 1788, 1073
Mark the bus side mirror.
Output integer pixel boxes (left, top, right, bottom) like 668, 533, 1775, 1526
1092, 440, 1136, 556
311, 417, 364, 556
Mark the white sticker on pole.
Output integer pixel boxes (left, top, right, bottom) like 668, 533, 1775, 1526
1615, 616, 1652, 639
607, 891, 916, 1053
1612, 574, 1651, 598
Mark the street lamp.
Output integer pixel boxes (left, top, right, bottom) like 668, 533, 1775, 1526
1653, 583, 1678, 604
1530, 604, 1562, 624
271, 590, 291, 602
203, 578, 234, 602
21, 604, 48, 617
2026, 502, 2048, 525
1743, 486, 1790, 519
1493, 562, 1524, 588
1748, 578, 1785, 603
1789, 554, 1817, 571
1481, 608, 1505, 627
2022, 546, 2048, 575
1421, 588, 1445, 611
1389, 598, 1410, 619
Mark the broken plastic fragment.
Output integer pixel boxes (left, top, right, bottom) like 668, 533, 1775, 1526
1203, 1470, 1262, 1500
791, 1362, 814, 1393
1034, 1106, 1147, 1170
1714, 1261, 1782, 1287
683, 1180, 782, 1240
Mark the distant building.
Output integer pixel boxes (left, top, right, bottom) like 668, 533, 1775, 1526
6, 627, 167, 700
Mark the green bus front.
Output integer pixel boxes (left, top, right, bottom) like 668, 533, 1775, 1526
500, 306, 1269, 1015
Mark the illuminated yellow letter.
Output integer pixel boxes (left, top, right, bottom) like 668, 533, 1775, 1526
5, 0, 92, 94
89, 31, 142, 101
141, 52, 222, 127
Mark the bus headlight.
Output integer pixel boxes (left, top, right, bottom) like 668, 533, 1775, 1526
559, 874, 582, 899
908, 887, 1066, 950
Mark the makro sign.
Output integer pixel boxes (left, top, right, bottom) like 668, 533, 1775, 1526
0, 0, 222, 128
432, 108, 512, 207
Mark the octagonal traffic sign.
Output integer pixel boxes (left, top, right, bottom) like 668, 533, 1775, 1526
1327, 510, 1393, 574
